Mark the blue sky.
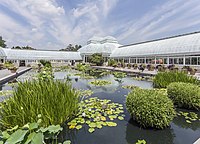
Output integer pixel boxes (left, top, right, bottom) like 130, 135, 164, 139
0, 0, 200, 50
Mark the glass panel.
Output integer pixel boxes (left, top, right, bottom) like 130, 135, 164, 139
179, 58, 183, 64
185, 57, 190, 65
191, 57, 197, 65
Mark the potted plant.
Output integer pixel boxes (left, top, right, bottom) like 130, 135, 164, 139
0, 63, 4, 70
147, 64, 155, 71
127, 63, 131, 69
8, 66, 18, 73
133, 64, 138, 69
189, 67, 197, 75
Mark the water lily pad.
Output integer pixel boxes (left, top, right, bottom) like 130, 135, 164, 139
89, 122, 96, 128
118, 116, 124, 120
106, 122, 117, 127
88, 128, 95, 133
186, 120, 191, 124
76, 125, 82, 130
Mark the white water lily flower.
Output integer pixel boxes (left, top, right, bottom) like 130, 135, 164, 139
21, 107, 23, 110
88, 108, 91, 111
82, 112, 86, 117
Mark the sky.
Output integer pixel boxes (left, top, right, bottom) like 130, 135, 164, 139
0, 0, 200, 50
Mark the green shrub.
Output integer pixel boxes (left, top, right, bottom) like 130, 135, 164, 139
37, 66, 54, 81
167, 82, 200, 110
89, 53, 104, 66
153, 71, 199, 88
108, 59, 117, 67
39, 60, 52, 67
0, 80, 79, 129
126, 88, 176, 129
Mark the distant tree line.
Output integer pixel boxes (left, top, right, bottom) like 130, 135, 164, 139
12, 45, 36, 50
59, 44, 82, 51
0, 36, 7, 48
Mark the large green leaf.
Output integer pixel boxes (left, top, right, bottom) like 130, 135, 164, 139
47, 125, 63, 134
63, 140, 71, 144
31, 132, 44, 144
24, 132, 36, 144
2, 131, 10, 139
5, 129, 28, 144
29, 123, 38, 131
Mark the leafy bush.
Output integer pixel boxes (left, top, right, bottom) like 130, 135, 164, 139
40, 60, 52, 67
38, 66, 54, 81
126, 88, 176, 129
89, 53, 104, 66
153, 71, 200, 88
167, 82, 200, 110
127, 63, 131, 69
0, 118, 70, 144
108, 59, 117, 67
133, 64, 138, 69
0, 80, 79, 129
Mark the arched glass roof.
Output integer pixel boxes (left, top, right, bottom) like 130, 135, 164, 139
0, 48, 82, 60
80, 36, 121, 55
0, 47, 6, 57
110, 32, 200, 58
78, 42, 121, 55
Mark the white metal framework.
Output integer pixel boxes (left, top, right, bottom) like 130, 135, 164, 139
110, 32, 200, 66
78, 36, 121, 62
0, 47, 82, 66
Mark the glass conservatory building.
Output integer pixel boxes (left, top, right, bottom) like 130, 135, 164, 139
78, 36, 122, 62
110, 32, 200, 67
0, 48, 82, 66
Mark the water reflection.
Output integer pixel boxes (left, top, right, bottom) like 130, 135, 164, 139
126, 118, 175, 144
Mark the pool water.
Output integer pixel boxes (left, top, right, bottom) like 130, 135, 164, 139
1, 69, 200, 144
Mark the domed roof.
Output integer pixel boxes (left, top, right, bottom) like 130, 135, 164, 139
88, 36, 102, 42
103, 36, 117, 41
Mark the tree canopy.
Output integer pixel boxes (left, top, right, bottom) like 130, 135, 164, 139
89, 53, 104, 66
0, 36, 7, 48
59, 44, 82, 51
12, 45, 36, 50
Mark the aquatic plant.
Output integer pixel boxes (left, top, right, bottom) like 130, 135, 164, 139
0, 80, 79, 129
0, 90, 13, 97
77, 89, 93, 98
108, 59, 118, 67
135, 140, 147, 144
67, 97, 125, 133
0, 118, 70, 144
153, 71, 199, 88
37, 66, 54, 81
167, 82, 200, 110
122, 85, 139, 90
113, 72, 126, 79
126, 88, 176, 129
177, 111, 200, 124
89, 80, 112, 86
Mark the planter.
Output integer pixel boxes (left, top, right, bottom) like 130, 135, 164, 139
190, 69, 197, 75
10, 69, 17, 73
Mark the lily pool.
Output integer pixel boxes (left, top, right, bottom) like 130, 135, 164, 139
0, 69, 200, 144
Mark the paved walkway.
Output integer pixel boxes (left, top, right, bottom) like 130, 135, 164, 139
0, 67, 32, 85
92, 66, 200, 79
92, 66, 157, 76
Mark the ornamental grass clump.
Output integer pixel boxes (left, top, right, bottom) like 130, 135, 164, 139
0, 80, 79, 129
126, 88, 176, 129
167, 82, 200, 110
153, 71, 199, 88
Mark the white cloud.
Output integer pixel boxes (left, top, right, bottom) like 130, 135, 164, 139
1, 0, 200, 50
0, 0, 119, 49
117, 0, 200, 44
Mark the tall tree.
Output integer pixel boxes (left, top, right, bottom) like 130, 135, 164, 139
59, 44, 82, 51
0, 36, 7, 48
